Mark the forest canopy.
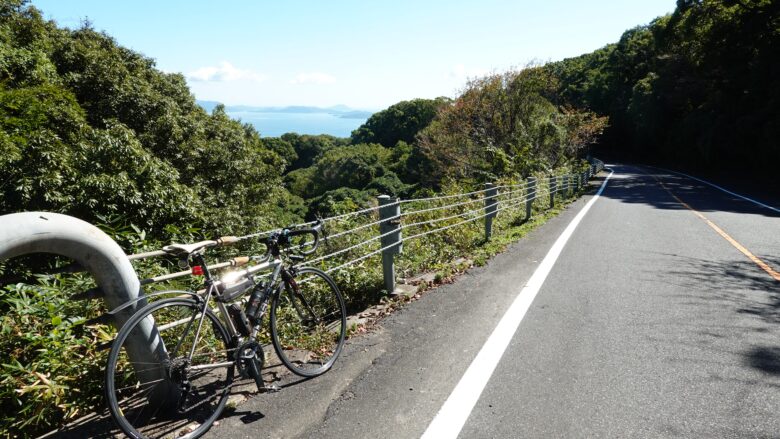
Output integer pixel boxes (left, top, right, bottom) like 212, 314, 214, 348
546, 0, 780, 175
3, 0, 775, 238
0, 0, 302, 239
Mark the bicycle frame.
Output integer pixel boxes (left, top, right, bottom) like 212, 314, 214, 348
106, 223, 334, 438
183, 254, 283, 368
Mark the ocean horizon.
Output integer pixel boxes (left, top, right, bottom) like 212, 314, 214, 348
225, 110, 369, 138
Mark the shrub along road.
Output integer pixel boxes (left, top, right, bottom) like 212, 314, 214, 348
212, 164, 780, 438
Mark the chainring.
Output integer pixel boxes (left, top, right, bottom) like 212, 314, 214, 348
234, 340, 264, 379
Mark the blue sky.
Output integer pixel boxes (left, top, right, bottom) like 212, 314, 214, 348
31, 0, 676, 110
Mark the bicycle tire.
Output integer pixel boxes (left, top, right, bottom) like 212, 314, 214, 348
105, 297, 234, 439
270, 267, 346, 377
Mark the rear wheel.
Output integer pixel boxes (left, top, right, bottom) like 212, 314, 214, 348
270, 267, 346, 377
105, 298, 233, 439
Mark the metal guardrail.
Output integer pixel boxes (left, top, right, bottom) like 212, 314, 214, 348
118, 163, 605, 293
1, 161, 605, 321
0, 160, 606, 434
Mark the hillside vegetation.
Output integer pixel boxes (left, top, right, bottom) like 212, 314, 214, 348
0, 0, 302, 240
0, 1, 595, 436
4, 0, 772, 436
548, 0, 779, 175
0, 0, 780, 437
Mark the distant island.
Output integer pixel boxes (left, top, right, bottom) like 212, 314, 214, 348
196, 101, 373, 119
196, 101, 374, 137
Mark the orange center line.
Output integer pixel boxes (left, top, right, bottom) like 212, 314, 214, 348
649, 174, 780, 282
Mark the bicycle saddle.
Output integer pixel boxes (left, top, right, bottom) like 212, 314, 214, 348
162, 240, 216, 256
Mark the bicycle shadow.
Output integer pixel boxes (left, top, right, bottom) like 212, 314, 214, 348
211, 350, 314, 426
37, 410, 117, 439
39, 350, 313, 438
746, 346, 780, 376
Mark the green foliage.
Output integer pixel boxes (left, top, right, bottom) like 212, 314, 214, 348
281, 140, 417, 217
308, 143, 392, 197
364, 171, 413, 197
284, 166, 317, 199
547, 0, 780, 174
417, 67, 607, 184
350, 97, 451, 147
279, 98, 453, 213
0, 1, 296, 239
262, 136, 298, 170
0, 280, 110, 436
280, 133, 349, 171
308, 187, 376, 218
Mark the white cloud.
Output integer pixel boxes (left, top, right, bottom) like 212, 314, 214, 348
289, 72, 336, 85
449, 64, 489, 81
187, 61, 266, 82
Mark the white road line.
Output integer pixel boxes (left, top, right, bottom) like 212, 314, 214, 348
421, 169, 615, 439
645, 165, 780, 214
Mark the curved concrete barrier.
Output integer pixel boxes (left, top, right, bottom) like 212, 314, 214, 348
0, 212, 166, 381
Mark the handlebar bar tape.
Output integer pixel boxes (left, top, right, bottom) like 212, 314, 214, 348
231, 256, 250, 267
216, 236, 239, 246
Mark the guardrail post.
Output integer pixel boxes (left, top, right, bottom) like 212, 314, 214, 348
562, 175, 569, 198
573, 173, 579, 193
549, 176, 556, 208
483, 183, 498, 241
525, 177, 537, 220
378, 195, 402, 294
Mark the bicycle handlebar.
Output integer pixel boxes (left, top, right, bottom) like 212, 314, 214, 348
284, 223, 320, 256
216, 236, 239, 246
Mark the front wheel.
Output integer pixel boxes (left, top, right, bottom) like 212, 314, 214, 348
105, 297, 234, 439
270, 267, 346, 377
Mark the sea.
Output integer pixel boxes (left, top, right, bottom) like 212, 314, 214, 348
226, 110, 369, 138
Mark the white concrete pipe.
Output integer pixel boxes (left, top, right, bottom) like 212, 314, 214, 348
0, 212, 166, 382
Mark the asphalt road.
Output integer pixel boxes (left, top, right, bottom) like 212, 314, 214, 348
212, 164, 780, 439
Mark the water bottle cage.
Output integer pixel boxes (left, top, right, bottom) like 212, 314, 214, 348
227, 303, 252, 337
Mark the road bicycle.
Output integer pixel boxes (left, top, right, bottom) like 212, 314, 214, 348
104, 223, 346, 439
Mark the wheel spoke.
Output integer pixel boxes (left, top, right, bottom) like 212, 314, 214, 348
271, 268, 346, 377
107, 298, 234, 439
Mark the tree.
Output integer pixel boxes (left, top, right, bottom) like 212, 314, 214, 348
308, 143, 392, 197
547, 0, 780, 174
262, 137, 297, 170
0, 1, 297, 238
351, 97, 451, 147
281, 133, 348, 170
417, 67, 606, 183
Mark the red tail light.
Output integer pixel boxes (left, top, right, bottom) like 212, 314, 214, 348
191, 265, 204, 276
